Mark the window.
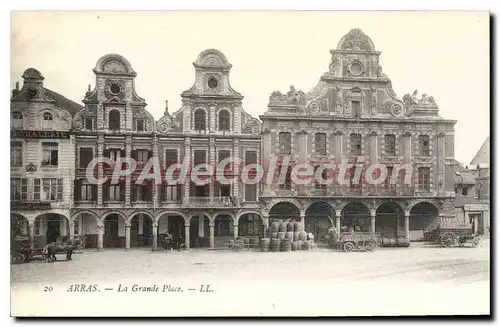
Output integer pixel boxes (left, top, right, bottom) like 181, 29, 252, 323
42, 112, 53, 129
109, 184, 122, 201
193, 150, 206, 166
80, 184, 94, 201
315, 167, 328, 189
419, 135, 430, 156
136, 119, 145, 132
385, 134, 396, 156
84, 117, 93, 130
11, 178, 27, 200
219, 110, 230, 131
11, 112, 23, 129
73, 218, 80, 235
245, 184, 257, 202
165, 149, 178, 168
131, 183, 152, 202
136, 149, 149, 163
350, 134, 362, 156
162, 185, 181, 202
41, 142, 58, 166
11, 141, 23, 166
37, 178, 63, 201
462, 187, 468, 196
417, 167, 430, 191
278, 166, 292, 190
194, 109, 206, 131
109, 110, 120, 130
107, 148, 122, 162
219, 150, 231, 163
279, 132, 291, 154
34, 220, 40, 235
315, 133, 326, 155
352, 101, 361, 117
79, 148, 93, 168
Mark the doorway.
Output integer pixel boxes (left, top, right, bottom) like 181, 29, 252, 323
104, 215, 119, 247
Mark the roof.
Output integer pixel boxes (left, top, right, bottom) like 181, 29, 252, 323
470, 137, 490, 165
43, 88, 84, 117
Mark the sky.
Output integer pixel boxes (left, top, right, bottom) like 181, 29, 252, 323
10, 11, 489, 165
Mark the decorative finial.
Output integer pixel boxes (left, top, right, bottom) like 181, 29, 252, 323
165, 100, 169, 114
15, 82, 19, 90
88, 84, 91, 92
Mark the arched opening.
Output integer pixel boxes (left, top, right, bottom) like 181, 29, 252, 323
376, 202, 404, 238
213, 214, 234, 247
409, 202, 439, 241
238, 213, 263, 237
11, 112, 23, 129
269, 202, 300, 223
42, 112, 53, 129
194, 109, 206, 131
130, 213, 154, 247
33, 213, 70, 247
11, 214, 29, 238
341, 202, 370, 232
73, 212, 99, 248
218, 110, 230, 131
305, 201, 334, 243
189, 213, 209, 248
157, 213, 186, 248
103, 213, 126, 248
109, 110, 121, 130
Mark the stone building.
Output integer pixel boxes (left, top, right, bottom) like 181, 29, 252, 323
260, 28, 457, 244
10, 68, 82, 248
71, 50, 261, 250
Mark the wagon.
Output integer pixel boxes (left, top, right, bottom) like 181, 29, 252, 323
424, 216, 480, 248
328, 229, 380, 252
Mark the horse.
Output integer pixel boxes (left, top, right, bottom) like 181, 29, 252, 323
43, 237, 83, 263
163, 232, 182, 252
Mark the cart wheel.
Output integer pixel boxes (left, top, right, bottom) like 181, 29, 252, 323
472, 237, 480, 248
440, 232, 457, 248
365, 240, 376, 251
343, 242, 354, 252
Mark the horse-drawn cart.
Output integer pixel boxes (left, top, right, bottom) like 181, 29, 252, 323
424, 216, 480, 248
328, 229, 380, 252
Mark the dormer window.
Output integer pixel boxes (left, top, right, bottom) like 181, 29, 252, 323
84, 117, 93, 131
11, 112, 23, 129
219, 110, 230, 131
137, 119, 145, 132
194, 109, 206, 131
42, 112, 53, 129
109, 110, 120, 130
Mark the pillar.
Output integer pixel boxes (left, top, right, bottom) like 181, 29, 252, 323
437, 132, 445, 195
97, 134, 104, 206
232, 139, 241, 206
152, 135, 159, 208
403, 132, 412, 195
396, 213, 400, 237
69, 220, 75, 240
209, 222, 215, 249
184, 222, 190, 250
261, 129, 271, 195
125, 224, 131, 250
183, 137, 191, 204
300, 212, 306, 231
370, 210, 376, 235
125, 136, 132, 206
404, 211, 410, 240
334, 131, 343, 159
233, 223, 238, 241
262, 215, 269, 238
335, 210, 341, 231
370, 131, 378, 164
209, 138, 215, 198
28, 222, 34, 250
97, 224, 104, 250
152, 223, 158, 251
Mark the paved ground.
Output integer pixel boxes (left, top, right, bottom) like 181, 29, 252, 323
11, 239, 490, 317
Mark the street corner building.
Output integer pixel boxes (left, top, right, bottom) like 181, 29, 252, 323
10, 28, 489, 252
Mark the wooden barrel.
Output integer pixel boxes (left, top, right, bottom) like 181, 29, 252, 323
293, 231, 301, 241
397, 238, 410, 248
299, 231, 308, 241
279, 223, 287, 233
281, 239, 292, 252
271, 232, 279, 239
287, 222, 294, 232
271, 238, 281, 252
291, 241, 299, 251
249, 237, 259, 245
260, 238, 270, 252
294, 222, 302, 232
302, 240, 312, 251
278, 232, 286, 240
389, 238, 397, 247
271, 222, 280, 233
285, 231, 294, 240
297, 240, 304, 250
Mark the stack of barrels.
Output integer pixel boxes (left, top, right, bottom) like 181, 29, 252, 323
380, 236, 410, 247
380, 237, 397, 247
263, 220, 314, 252
396, 236, 410, 247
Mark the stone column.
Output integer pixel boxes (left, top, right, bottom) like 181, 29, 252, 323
233, 224, 238, 241
261, 129, 271, 195
404, 211, 410, 240
152, 223, 158, 251
370, 131, 378, 164
209, 138, 215, 198
335, 210, 341, 231
97, 224, 104, 250
396, 213, 400, 237
370, 209, 376, 235
209, 222, 215, 249
125, 136, 132, 206
232, 139, 240, 206
262, 215, 269, 238
300, 212, 306, 232
334, 131, 343, 159
183, 137, 191, 205
437, 132, 446, 195
125, 223, 131, 250
184, 221, 190, 250
69, 220, 75, 240
403, 132, 412, 195
28, 222, 34, 250
97, 134, 104, 206
152, 135, 159, 208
